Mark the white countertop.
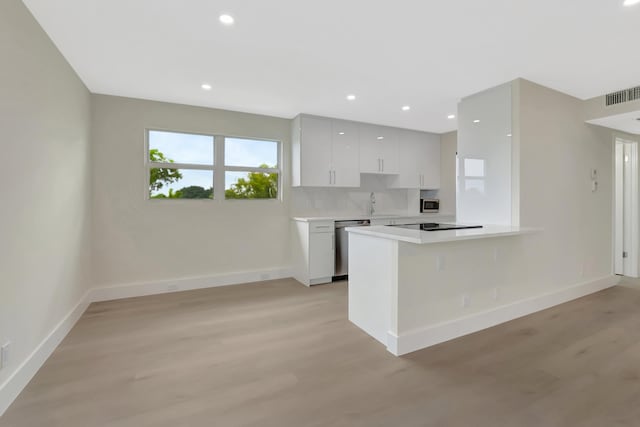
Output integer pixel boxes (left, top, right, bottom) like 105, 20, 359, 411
346, 224, 539, 244
292, 213, 455, 222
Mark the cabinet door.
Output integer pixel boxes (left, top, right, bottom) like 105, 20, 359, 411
389, 129, 421, 188
418, 133, 441, 189
358, 124, 384, 174
300, 116, 332, 186
331, 120, 360, 187
379, 127, 399, 175
309, 232, 334, 279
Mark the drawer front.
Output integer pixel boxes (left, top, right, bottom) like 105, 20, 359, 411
309, 221, 334, 233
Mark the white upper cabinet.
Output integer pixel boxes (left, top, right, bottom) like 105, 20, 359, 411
292, 114, 440, 189
331, 120, 360, 187
389, 130, 441, 189
419, 133, 441, 189
292, 115, 360, 187
358, 124, 399, 174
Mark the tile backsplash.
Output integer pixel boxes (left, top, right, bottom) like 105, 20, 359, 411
291, 175, 423, 217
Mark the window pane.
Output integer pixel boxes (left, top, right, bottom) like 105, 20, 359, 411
464, 178, 485, 194
225, 171, 278, 199
225, 138, 278, 168
464, 158, 485, 177
150, 168, 213, 199
149, 130, 214, 165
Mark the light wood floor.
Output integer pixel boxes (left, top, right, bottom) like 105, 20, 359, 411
3, 278, 640, 427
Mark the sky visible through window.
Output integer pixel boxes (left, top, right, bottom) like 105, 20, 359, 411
149, 130, 213, 165
149, 131, 278, 195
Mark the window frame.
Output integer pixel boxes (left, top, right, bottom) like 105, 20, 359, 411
144, 128, 282, 202
222, 136, 282, 201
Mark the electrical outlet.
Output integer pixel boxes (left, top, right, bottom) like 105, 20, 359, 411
260, 273, 269, 280
493, 287, 499, 300
167, 284, 178, 292
1, 342, 10, 370
493, 248, 499, 263
462, 294, 470, 308
436, 255, 445, 271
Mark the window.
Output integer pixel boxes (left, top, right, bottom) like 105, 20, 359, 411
146, 130, 280, 201
147, 130, 214, 199
224, 137, 280, 200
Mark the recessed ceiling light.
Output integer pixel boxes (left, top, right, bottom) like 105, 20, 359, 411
346, 94, 356, 101
624, 0, 640, 6
473, 119, 481, 123
338, 132, 345, 135
401, 105, 411, 111
377, 136, 384, 140
447, 114, 456, 119
507, 133, 512, 137
219, 14, 235, 25
201, 83, 212, 91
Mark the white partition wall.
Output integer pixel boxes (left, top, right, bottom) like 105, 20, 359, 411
457, 83, 513, 225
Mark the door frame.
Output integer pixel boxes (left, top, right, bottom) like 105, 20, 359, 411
614, 137, 639, 277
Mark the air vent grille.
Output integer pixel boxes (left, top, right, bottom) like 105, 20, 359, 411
606, 86, 640, 106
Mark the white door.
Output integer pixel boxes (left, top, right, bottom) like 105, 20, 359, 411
331, 120, 360, 187
615, 139, 639, 277
300, 116, 332, 186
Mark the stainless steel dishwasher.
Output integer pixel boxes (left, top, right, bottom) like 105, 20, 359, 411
334, 219, 370, 279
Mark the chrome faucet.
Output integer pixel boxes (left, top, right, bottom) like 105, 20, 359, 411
369, 192, 376, 216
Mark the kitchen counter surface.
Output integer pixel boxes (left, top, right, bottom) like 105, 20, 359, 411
346, 224, 539, 244
292, 213, 455, 222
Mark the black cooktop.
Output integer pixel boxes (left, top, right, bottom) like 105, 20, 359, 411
389, 222, 483, 231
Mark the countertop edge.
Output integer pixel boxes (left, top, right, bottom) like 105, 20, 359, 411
345, 225, 541, 244
292, 213, 456, 222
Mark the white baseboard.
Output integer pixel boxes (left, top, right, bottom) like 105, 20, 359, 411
387, 275, 620, 356
0, 290, 92, 417
89, 267, 294, 302
0, 267, 293, 417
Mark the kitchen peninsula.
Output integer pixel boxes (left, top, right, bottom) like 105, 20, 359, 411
346, 224, 555, 355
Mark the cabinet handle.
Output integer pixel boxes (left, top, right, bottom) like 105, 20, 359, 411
329, 170, 332, 185
332, 170, 336, 184
381, 159, 384, 173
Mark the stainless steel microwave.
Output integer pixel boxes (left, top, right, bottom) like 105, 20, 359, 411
420, 198, 439, 213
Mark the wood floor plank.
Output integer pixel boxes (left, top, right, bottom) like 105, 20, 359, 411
2, 278, 640, 427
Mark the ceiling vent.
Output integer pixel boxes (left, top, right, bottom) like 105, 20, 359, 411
606, 86, 640, 106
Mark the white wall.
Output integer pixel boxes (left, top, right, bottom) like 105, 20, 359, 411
0, 0, 92, 409
583, 91, 640, 122
517, 79, 614, 285
91, 95, 292, 288
439, 131, 457, 216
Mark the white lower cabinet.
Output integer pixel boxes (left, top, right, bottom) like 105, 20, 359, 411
292, 220, 335, 286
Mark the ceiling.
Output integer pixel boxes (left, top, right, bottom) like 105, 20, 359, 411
588, 110, 640, 135
22, 0, 640, 134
